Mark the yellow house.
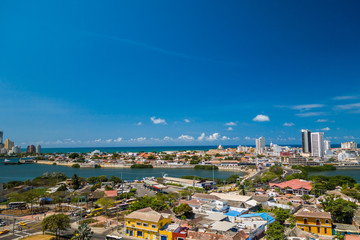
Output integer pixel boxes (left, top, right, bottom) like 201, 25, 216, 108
125, 207, 172, 240
294, 208, 333, 236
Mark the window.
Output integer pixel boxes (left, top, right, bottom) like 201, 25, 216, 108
317, 227, 320, 233
304, 218, 308, 224
177, 238, 185, 240
143, 223, 148, 227
127, 221, 130, 224
152, 224, 157, 229
316, 219, 320, 225
308, 227, 311, 232
137, 231, 143, 237
324, 228, 327, 234
136, 222, 141, 226
325, 219, 329, 224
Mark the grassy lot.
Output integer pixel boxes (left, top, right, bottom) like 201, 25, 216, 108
21, 234, 54, 240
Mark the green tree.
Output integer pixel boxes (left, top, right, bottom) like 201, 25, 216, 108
320, 195, 358, 223
97, 197, 114, 218
42, 214, 70, 239
265, 221, 285, 240
273, 208, 290, 224
72, 174, 81, 190
72, 164, 80, 168
172, 203, 193, 218
69, 153, 80, 159
72, 223, 93, 240
109, 176, 122, 184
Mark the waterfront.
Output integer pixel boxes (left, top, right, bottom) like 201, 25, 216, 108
310, 169, 360, 182
0, 162, 239, 182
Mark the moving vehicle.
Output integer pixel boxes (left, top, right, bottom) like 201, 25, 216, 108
19, 222, 27, 226
105, 235, 123, 240
8, 202, 27, 210
0, 229, 10, 235
0, 222, 7, 227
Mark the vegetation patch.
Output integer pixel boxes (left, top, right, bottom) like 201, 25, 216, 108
130, 164, 153, 169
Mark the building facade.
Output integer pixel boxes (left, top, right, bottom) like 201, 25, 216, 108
301, 129, 312, 153
295, 209, 332, 236
255, 137, 265, 154
27, 145, 36, 153
125, 207, 171, 240
341, 141, 357, 151
311, 132, 325, 157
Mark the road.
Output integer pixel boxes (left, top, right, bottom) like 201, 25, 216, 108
0, 217, 42, 240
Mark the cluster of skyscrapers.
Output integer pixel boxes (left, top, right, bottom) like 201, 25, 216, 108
0, 130, 41, 154
301, 129, 330, 157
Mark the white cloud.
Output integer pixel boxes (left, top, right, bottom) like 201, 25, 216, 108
321, 127, 330, 131
105, 139, 112, 143
296, 112, 324, 117
163, 136, 173, 141
184, 119, 190, 123
178, 135, 194, 141
150, 116, 167, 125
94, 138, 102, 143
197, 133, 205, 141
206, 133, 219, 141
221, 136, 230, 140
334, 103, 360, 110
227, 127, 233, 131
225, 121, 237, 126
253, 114, 270, 122
232, 137, 240, 140
283, 122, 294, 127
244, 136, 251, 140
114, 137, 122, 142
136, 122, 143, 126
291, 104, 325, 110
136, 137, 146, 142
316, 119, 328, 122
333, 96, 358, 100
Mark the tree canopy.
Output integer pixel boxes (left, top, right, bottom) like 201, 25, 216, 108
42, 214, 70, 239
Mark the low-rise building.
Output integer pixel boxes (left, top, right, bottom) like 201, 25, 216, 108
294, 208, 332, 236
269, 179, 312, 196
125, 207, 171, 239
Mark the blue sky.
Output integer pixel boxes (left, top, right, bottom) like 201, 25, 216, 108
1, 0, 360, 147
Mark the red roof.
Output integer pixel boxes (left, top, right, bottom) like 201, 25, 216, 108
105, 190, 118, 197
269, 179, 312, 191
345, 235, 360, 240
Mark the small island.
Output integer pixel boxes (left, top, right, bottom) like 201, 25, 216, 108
130, 164, 154, 169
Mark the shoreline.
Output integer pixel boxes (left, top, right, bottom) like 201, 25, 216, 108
35, 160, 248, 173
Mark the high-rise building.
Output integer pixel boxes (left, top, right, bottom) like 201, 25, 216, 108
36, 145, 41, 154
4, 139, 14, 151
324, 140, 331, 154
341, 141, 357, 151
311, 132, 325, 157
0, 130, 3, 144
27, 145, 36, 153
12, 146, 21, 154
256, 136, 265, 154
301, 129, 312, 153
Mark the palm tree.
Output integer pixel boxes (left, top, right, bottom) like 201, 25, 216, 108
73, 223, 93, 240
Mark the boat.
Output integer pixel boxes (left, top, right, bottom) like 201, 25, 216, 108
4, 159, 10, 163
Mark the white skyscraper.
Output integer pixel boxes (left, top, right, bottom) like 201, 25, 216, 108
256, 136, 265, 154
36, 145, 41, 154
311, 132, 325, 157
324, 140, 331, 154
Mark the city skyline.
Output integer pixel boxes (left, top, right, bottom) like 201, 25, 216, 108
1, 1, 360, 147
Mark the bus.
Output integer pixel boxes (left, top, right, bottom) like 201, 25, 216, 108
105, 235, 122, 240
8, 202, 27, 210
